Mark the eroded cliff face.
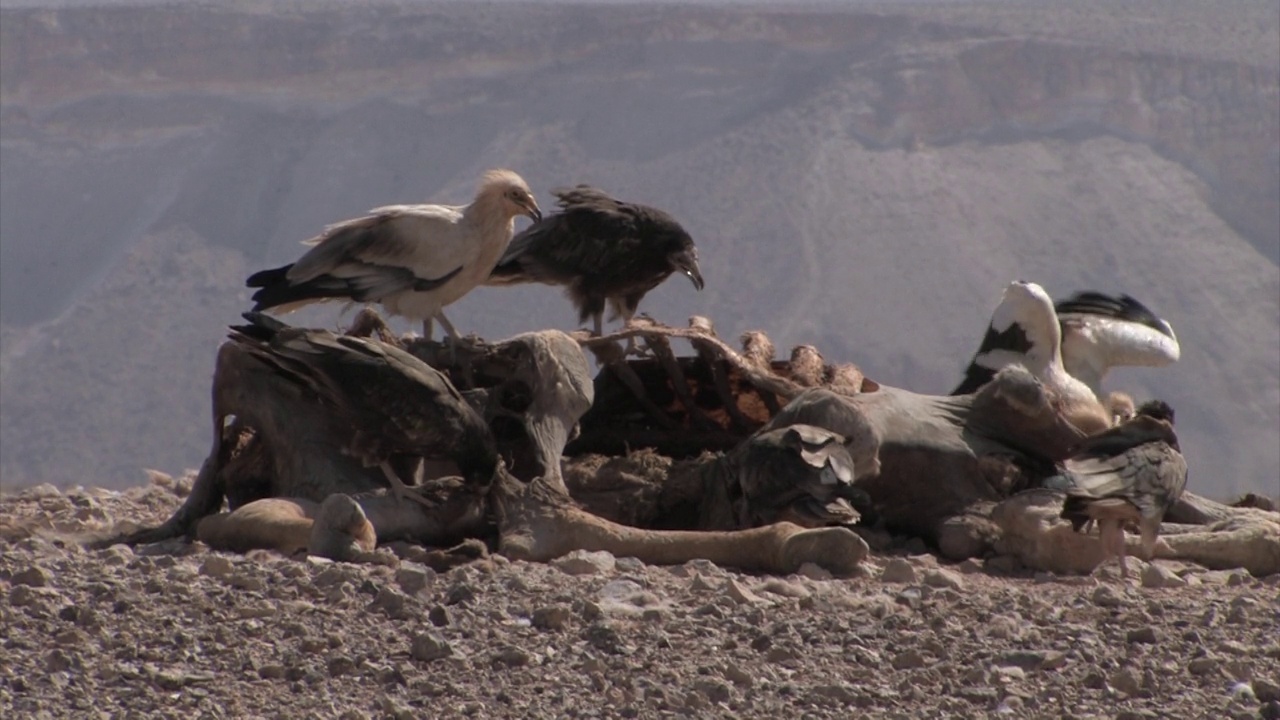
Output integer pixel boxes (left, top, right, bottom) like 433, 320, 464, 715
1, 2, 1276, 495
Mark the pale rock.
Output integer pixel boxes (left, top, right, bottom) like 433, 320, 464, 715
723, 578, 765, 605
552, 550, 616, 576
1141, 563, 1187, 589
199, 556, 234, 579
394, 564, 435, 595
923, 568, 965, 590
410, 632, 453, 662
880, 558, 918, 584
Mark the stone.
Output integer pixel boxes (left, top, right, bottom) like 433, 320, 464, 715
1140, 563, 1186, 589
1110, 667, 1142, 696
1001, 650, 1067, 672
892, 649, 927, 670
199, 556, 234, 579
880, 558, 918, 584
327, 656, 357, 677
12, 566, 51, 587
922, 568, 965, 590
614, 557, 646, 573
532, 605, 571, 631
758, 579, 811, 599
428, 605, 450, 627
228, 573, 265, 592
1126, 627, 1159, 644
796, 563, 833, 580
723, 579, 765, 604
693, 679, 732, 704
257, 664, 286, 680
491, 645, 532, 667
721, 662, 754, 688
1091, 584, 1123, 608
552, 550, 616, 576
369, 586, 408, 617
1255, 678, 1280, 703
394, 564, 435, 595
410, 632, 453, 662
1188, 657, 1220, 676
689, 573, 717, 592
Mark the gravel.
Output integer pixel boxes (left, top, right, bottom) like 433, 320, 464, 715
2, 480, 1277, 718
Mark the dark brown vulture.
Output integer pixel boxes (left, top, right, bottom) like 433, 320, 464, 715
227, 312, 500, 507
485, 185, 705, 337
1050, 400, 1187, 577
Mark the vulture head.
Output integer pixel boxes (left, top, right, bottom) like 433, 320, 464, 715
668, 241, 705, 291
979, 280, 1063, 377
482, 169, 542, 223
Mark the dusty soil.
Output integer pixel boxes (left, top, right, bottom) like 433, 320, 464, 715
1, 477, 1277, 719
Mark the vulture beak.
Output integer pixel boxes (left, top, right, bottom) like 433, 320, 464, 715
679, 252, 705, 291
522, 199, 543, 224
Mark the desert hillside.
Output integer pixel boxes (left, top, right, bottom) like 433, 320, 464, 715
0, 0, 1277, 497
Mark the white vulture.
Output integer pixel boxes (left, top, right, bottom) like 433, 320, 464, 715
952, 280, 1113, 435
1048, 400, 1187, 578
953, 285, 1179, 407
247, 169, 542, 342
1054, 291, 1181, 395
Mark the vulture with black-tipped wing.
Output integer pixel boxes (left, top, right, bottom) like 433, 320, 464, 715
953, 285, 1179, 400
1054, 291, 1181, 395
486, 185, 704, 336
951, 281, 1112, 434
1047, 400, 1187, 578
227, 312, 500, 507
246, 169, 541, 343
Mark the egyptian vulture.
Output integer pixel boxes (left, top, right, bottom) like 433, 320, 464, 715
227, 312, 500, 508
953, 285, 1179, 401
951, 280, 1112, 434
1048, 400, 1187, 577
246, 169, 542, 342
485, 185, 704, 336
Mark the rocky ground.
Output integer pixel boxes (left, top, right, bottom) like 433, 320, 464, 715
1, 477, 1277, 719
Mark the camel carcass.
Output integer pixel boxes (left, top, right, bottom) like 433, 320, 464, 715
106, 312, 1274, 578
105, 314, 868, 575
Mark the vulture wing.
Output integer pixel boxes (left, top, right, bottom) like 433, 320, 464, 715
493, 186, 643, 282
228, 313, 498, 484
1056, 291, 1180, 393
248, 207, 466, 312
1050, 416, 1187, 529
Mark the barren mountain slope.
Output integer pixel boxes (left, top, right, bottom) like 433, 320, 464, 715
1, 1, 1276, 496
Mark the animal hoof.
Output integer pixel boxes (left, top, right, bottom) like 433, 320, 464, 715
780, 527, 869, 576
308, 494, 377, 561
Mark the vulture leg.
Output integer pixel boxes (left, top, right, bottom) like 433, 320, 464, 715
435, 312, 461, 343
380, 462, 435, 509
615, 296, 648, 356
592, 313, 604, 338
1114, 523, 1132, 578
1135, 518, 1161, 561
422, 317, 435, 341
434, 311, 463, 364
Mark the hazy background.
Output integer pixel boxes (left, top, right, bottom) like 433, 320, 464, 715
1, 0, 1277, 499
